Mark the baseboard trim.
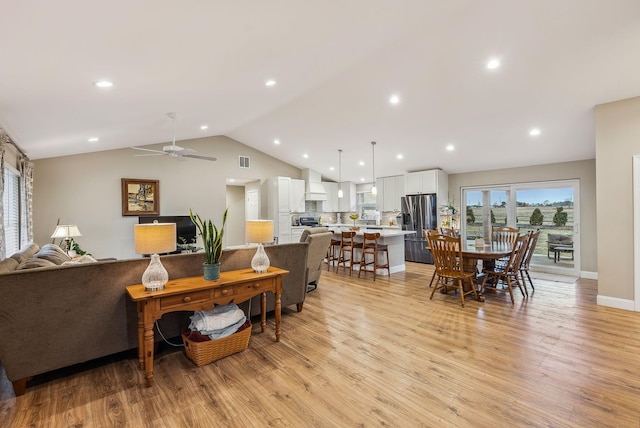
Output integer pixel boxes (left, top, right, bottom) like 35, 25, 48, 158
580, 271, 598, 280
596, 295, 635, 311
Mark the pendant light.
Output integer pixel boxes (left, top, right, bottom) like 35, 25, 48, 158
370, 141, 377, 196
338, 149, 344, 198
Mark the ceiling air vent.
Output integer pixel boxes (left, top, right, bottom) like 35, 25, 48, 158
239, 155, 250, 168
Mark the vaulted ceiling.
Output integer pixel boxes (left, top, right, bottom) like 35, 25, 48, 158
1, 0, 639, 183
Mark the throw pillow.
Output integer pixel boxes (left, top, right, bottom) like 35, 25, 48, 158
16, 257, 57, 270
9, 243, 40, 264
35, 244, 72, 265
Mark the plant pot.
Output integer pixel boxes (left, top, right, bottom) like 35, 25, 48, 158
203, 262, 221, 281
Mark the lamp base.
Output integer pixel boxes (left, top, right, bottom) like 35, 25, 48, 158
251, 243, 270, 273
142, 254, 169, 290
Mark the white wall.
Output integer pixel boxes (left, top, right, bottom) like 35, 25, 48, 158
595, 96, 640, 303
32, 135, 300, 260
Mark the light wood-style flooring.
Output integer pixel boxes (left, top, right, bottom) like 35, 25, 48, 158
2, 262, 640, 427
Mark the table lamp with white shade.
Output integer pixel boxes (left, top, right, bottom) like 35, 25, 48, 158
51, 225, 82, 256
134, 221, 176, 291
245, 220, 274, 273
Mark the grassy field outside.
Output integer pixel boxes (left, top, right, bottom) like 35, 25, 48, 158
463, 206, 573, 258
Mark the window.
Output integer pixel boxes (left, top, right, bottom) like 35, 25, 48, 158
461, 179, 579, 276
357, 192, 377, 218
3, 166, 21, 256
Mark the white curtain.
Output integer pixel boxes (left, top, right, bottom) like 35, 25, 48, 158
0, 135, 6, 259
19, 156, 34, 244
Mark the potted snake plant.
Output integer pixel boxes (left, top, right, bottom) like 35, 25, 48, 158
189, 207, 228, 280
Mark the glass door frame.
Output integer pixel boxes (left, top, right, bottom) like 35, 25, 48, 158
460, 179, 580, 277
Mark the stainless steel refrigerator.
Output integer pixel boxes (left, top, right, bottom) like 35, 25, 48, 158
401, 194, 437, 264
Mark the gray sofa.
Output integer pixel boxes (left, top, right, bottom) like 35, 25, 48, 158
0, 242, 308, 396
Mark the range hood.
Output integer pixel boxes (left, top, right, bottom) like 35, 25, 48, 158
301, 169, 327, 201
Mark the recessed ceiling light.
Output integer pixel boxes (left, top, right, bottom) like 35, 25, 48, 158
200, 125, 208, 130
360, 178, 365, 182
88, 137, 99, 142
529, 128, 541, 136
265, 80, 276, 87
229, 179, 235, 183
329, 166, 335, 171
486, 58, 500, 69
274, 139, 280, 145
389, 95, 400, 104
93, 80, 113, 88
303, 153, 309, 158
396, 154, 403, 159
359, 161, 365, 166
446, 144, 455, 151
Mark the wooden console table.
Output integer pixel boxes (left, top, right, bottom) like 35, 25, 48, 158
126, 267, 288, 387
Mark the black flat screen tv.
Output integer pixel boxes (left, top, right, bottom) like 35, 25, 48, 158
138, 215, 197, 254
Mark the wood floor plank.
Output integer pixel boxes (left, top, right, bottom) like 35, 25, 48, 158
2, 262, 640, 427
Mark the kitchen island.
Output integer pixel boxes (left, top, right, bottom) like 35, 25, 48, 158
326, 226, 415, 275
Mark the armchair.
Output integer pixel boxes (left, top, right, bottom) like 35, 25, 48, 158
299, 227, 334, 291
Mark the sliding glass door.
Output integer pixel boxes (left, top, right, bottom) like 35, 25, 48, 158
462, 180, 580, 277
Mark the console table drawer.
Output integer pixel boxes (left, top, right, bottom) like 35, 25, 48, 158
214, 286, 236, 298
160, 290, 210, 309
239, 279, 273, 294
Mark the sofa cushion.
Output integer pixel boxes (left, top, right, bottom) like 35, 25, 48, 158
16, 257, 57, 270
35, 244, 71, 265
0, 257, 19, 273
9, 243, 40, 264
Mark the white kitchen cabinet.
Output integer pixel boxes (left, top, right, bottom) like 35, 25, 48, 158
277, 213, 291, 244
290, 179, 306, 213
376, 178, 384, 210
265, 177, 292, 244
382, 175, 405, 212
322, 182, 339, 212
404, 169, 446, 195
375, 175, 405, 212
337, 182, 356, 212
321, 181, 356, 212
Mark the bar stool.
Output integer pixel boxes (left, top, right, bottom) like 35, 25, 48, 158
336, 231, 360, 275
358, 232, 390, 280
326, 237, 341, 271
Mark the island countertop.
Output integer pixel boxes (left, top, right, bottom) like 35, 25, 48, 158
326, 226, 415, 237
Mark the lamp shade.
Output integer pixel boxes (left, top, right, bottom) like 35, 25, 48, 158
245, 220, 274, 244
134, 222, 177, 254
51, 225, 82, 239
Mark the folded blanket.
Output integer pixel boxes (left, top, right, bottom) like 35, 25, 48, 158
188, 303, 246, 333
183, 318, 252, 342
207, 316, 247, 340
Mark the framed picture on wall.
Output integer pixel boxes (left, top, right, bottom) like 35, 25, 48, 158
121, 178, 160, 216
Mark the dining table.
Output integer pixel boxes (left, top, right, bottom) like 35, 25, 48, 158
459, 240, 513, 302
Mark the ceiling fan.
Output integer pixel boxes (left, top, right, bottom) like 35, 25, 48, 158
131, 112, 217, 161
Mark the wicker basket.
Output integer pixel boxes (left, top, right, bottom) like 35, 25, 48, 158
182, 322, 252, 367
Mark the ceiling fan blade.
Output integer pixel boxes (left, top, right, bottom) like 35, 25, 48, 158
133, 153, 167, 157
182, 154, 217, 161
131, 146, 166, 154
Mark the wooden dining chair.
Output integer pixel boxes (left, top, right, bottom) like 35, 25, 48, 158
492, 226, 519, 244
439, 227, 458, 237
519, 229, 541, 294
423, 229, 439, 287
427, 233, 478, 307
481, 233, 529, 304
